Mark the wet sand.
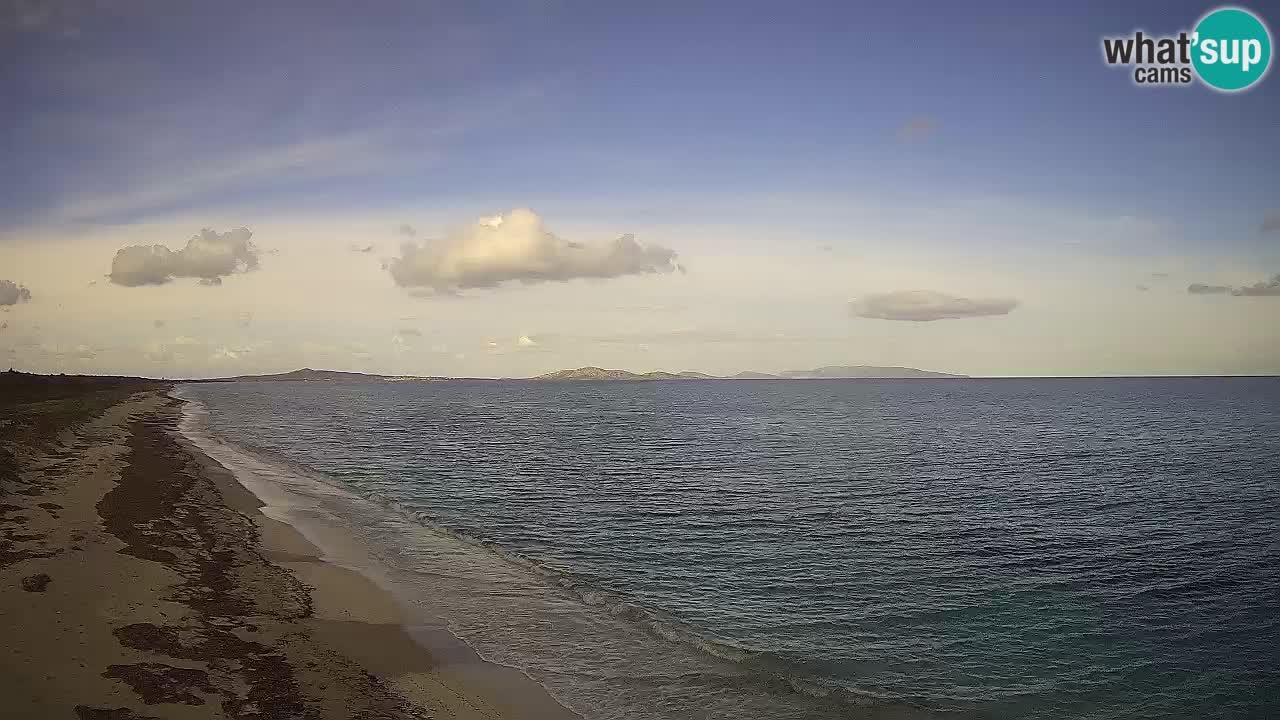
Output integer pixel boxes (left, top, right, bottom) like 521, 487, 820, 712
0, 375, 579, 720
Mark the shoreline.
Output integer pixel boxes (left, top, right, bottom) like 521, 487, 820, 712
173, 389, 583, 720
0, 380, 579, 719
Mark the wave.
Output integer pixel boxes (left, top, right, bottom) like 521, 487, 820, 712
171, 387, 965, 720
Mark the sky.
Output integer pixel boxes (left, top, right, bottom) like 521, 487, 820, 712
2, 0, 1279, 378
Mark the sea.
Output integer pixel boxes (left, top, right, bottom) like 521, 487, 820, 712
174, 378, 1280, 720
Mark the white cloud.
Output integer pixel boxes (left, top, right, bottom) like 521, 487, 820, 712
850, 290, 1019, 321
387, 208, 680, 294
109, 228, 259, 286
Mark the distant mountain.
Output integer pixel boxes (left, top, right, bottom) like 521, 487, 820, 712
530, 365, 964, 381
531, 367, 723, 381
533, 367, 655, 381
210, 365, 964, 383
217, 368, 389, 382
780, 365, 966, 379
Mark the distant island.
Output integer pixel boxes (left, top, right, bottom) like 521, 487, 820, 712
204, 365, 967, 383
531, 365, 966, 381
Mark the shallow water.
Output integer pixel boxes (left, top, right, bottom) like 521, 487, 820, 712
178, 378, 1280, 719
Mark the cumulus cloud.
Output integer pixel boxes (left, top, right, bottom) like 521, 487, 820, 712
1230, 273, 1280, 296
850, 290, 1019, 321
387, 208, 679, 294
108, 228, 259, 286
0, 279, 32, 306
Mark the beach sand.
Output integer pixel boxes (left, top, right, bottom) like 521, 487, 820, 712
0, 376, 579, 720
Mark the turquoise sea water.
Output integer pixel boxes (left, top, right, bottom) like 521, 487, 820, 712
180, 378, 1280, 719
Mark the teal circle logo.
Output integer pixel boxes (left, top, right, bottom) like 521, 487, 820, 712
1192, 7, 1272, 91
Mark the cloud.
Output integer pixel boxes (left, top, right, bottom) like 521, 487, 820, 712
3, 0, 84, 33
850, 290, 1020, 321
0, 279, 33, 306
1187, 283, 1231, 295
211, 345, 254, 362
536, 328, 836, 348
1186, 275, 1280, 296
144, 335, 206, 363
153, 319, 166, 328
53, 134, 385, 222
484, 335, 545, 355
898, 117, 937, 140
1261, 212, 1280, 234
349, 243, 376, 254
398, 224, 417, 237
1230, 273, 1280, 296
387, 208, 679, 294
109, 228, 259, 286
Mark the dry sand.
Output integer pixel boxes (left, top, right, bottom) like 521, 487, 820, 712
0, 376, 579, 720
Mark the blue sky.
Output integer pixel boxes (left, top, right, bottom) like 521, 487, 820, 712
2, 1, 1278, 376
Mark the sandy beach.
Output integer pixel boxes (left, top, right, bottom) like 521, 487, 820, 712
0, 375, 578, 720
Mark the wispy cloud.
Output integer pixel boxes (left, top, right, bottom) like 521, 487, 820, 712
897, 116, 937, 140
2, 0, 90, 34
851, 290, 1019, 321
53, 134, 388, 222
1187, 283, 1231, 295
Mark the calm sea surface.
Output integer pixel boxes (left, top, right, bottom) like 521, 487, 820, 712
178, 378, 1280, 720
